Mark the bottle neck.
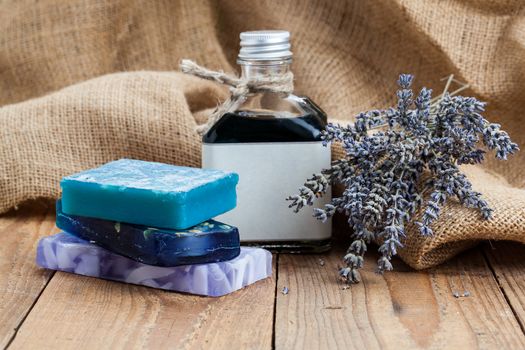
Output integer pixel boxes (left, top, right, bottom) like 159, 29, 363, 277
239, 60, 291, 80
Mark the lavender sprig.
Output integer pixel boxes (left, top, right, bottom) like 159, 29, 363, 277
287, 74, 518, 283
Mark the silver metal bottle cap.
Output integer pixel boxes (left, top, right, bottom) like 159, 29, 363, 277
238, 30, 292, 61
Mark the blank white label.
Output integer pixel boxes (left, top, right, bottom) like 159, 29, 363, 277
202, 142, 332, 242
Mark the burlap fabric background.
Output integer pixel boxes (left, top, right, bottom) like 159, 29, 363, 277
1, 0, 524, 269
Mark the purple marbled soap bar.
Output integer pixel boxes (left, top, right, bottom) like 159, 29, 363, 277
36, 232, 272, 297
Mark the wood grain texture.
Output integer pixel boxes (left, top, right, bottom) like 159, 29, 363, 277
3, 203, 525, 350
275, 247, 525, 350
0, 202, 57, 348
8, 255, 276, 350
484, 242, 525, 332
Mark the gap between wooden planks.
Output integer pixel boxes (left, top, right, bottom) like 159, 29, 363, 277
5, 203, 276, 350
2, 203, 525, 350
483, 242, 525, 333
275, 246, 525, 349
0, 201, 57, 349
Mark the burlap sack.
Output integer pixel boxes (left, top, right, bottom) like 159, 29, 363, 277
1, 0, 524, 269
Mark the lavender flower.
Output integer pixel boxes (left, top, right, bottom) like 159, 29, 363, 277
287, 74, 518, 283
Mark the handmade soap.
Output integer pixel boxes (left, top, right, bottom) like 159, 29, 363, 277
61, 159, 238, 229
37, 232, 272, 297
56, 200, 240, 266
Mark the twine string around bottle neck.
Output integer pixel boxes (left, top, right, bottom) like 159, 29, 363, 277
179, 59, 294, 135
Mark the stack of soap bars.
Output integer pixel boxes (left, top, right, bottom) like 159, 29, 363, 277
36, 159, 272, 297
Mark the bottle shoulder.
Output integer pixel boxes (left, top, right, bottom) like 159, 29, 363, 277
202, 95, 327, 143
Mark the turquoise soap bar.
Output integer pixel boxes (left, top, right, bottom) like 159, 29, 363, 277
61, 159, 239, 229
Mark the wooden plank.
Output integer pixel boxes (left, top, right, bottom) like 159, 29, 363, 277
484, 241, 525, 331
275, 246, 525, 350
0, 202, 57, 348
8, 255, 276, 349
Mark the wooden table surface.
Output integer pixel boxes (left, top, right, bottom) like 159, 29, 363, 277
1, 201, 524, 350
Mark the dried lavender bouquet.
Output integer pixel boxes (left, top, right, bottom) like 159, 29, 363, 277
287, 74, 518, 283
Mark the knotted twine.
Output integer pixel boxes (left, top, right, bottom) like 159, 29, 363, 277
179, 59, 294, 134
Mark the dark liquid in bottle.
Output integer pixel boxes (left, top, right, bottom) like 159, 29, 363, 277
203, 98, 327, 143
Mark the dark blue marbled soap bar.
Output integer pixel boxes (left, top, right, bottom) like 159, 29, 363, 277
55, 200, 240, 267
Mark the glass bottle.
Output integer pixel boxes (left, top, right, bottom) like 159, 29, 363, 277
202, 31, 331, 252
